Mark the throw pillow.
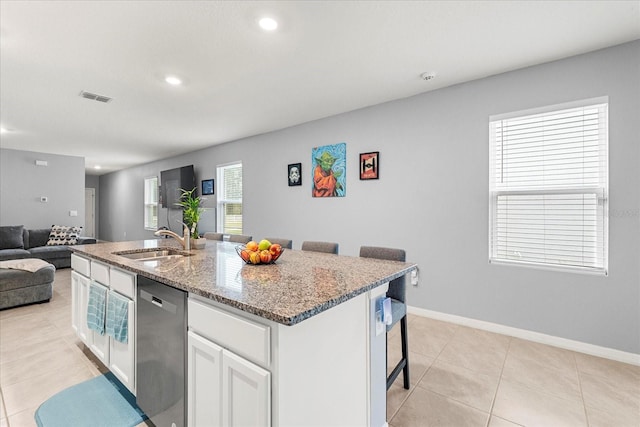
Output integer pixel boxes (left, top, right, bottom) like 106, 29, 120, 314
0, 225, 25, 250
47, 225, 83, 246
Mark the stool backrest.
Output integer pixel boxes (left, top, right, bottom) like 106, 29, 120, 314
203, 232, 224, 241
301, 241, 339, 254
359, 246, 406, 303
264, 238, 293, 249
228, 234, 253, 244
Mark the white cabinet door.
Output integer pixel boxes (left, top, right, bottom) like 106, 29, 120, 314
109, 298, 136, 394
91, 327, 110, 366
71, 271, 92, 346
188, 331, 223, 427
222, 349, 271, 427
73, 260, 136, 394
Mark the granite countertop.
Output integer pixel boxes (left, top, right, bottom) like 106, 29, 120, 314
71, 239, 417, 326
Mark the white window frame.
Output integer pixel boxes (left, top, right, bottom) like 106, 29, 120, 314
144, 176, 159, 230
216, 162, 243, 235
489, 97, 609, 275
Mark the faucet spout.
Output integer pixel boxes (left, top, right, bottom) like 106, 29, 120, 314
154, 224, 191, 250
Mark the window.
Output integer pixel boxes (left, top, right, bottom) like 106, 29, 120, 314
144, 177, 158, 230
489, 98, 608, 274
217, 162, 243, 234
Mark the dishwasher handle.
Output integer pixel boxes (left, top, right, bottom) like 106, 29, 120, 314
140, 289, 178, 314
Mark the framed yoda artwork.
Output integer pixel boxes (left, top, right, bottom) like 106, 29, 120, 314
311, 143, 346, 197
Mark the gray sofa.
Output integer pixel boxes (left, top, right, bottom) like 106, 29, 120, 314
0, 225, 96, 269
0, 263, 55, 310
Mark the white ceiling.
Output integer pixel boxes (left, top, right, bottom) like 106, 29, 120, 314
1, 1, 638, 175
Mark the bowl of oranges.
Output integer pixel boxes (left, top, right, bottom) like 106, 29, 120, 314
236, 239, 284, 265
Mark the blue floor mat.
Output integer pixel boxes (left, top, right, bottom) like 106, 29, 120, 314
35, 372, 147, 427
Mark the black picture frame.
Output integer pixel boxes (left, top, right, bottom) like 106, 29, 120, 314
201, 179, 214, 195
288, 163, 302, 186
359, 152, 379, 180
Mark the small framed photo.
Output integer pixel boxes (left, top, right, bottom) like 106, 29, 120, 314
201, 179, 214, 195
359, 152, 379, 180
288, 163, 302, 186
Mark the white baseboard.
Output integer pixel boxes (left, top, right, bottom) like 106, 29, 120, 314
407, 306, 640, 366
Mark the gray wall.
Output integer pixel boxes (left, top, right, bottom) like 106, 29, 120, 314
99, 41, 639, 354
1, 148, 85, 229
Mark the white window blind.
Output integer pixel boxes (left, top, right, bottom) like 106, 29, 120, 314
144, 176, 158, 230
217, 162, 243, 234
489, 99, 608, 274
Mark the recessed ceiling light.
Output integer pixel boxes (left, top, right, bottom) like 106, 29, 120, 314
94, 165, 102, 170
0, 127, 7, 134
165, 76, 182, 86
259, 17, 278, 31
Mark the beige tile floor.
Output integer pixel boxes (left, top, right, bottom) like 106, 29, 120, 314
1, 269, 639, 426
386, 315, 640, 426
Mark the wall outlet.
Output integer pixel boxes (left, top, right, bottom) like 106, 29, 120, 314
69, 210, 78, 217
40, 196, 48, 203
411, 269, 419, 286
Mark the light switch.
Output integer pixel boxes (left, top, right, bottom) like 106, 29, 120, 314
69, 210, 78, 217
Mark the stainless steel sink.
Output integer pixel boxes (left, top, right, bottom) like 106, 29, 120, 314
113, 249, 190, 262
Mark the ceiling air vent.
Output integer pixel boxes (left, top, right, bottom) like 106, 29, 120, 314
79, 90, 112, 103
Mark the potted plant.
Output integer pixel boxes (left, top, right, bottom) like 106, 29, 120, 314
176, 187, 207, 249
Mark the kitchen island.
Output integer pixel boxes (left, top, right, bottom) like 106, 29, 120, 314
71, 239, 417, 427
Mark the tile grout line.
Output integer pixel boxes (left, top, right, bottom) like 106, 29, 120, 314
0, 388, 9, 427
486, 335, 515, 427
386, 362, 425, 422
388, 321, 459, 423
574, 352, 592, 427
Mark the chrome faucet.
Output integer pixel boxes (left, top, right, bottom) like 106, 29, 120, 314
154, 223, 191, 251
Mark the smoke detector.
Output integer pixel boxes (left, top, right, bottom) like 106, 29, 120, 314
79, 90, 112, 103
420, 72, 437, 81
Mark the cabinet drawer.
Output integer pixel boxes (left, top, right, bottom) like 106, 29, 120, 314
71, 254, 90, 276
188, 298, 270, 368
110, 268, 136, 299
91, 261, 110, 286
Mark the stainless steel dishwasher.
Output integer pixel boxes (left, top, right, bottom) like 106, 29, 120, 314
137, 276, 187, 427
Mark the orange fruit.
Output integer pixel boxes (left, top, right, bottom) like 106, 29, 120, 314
246, 241, 259, 252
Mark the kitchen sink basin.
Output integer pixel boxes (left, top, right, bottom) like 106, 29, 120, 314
113, 249, 191, 262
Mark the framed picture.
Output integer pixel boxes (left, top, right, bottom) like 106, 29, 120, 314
312, 142, 346, 197
201, 179, 214, 195
288, 163, 302, 186
359, 151, 379, 180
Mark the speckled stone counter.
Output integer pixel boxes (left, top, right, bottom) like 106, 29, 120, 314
71, 239, 417, 326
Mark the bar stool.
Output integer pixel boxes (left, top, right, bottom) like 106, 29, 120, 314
301, 241, 339, 254
228, 234, 252, 244
359, 246, 409, 390
203, 232, 223, 241
264, 238, 293, 249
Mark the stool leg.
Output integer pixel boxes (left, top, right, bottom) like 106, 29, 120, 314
401, 315, 410, 389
